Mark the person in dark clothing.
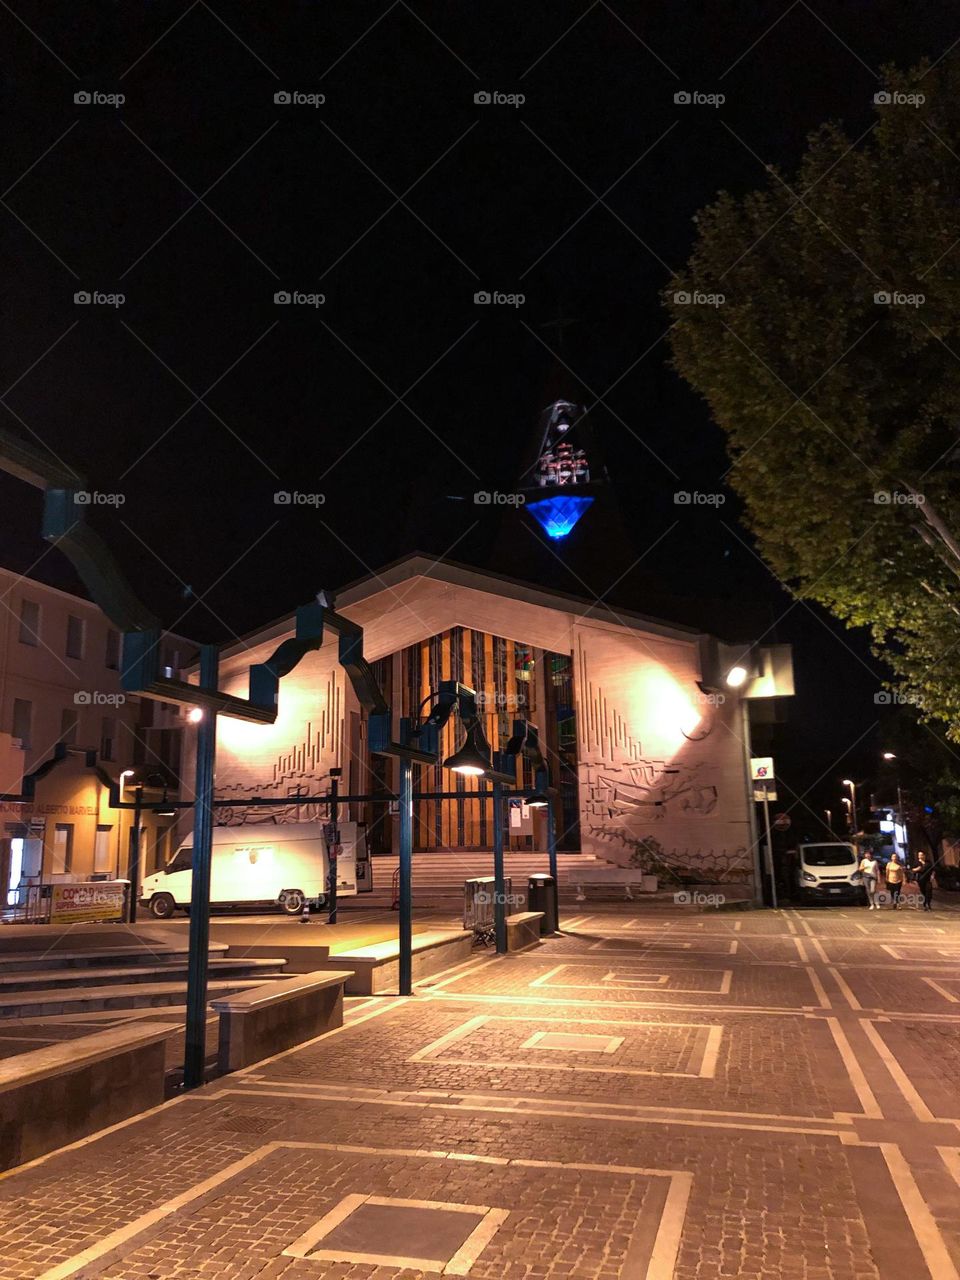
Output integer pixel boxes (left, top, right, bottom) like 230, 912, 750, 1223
910, 851, 936, 911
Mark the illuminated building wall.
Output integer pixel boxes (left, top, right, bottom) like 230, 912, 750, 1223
207, 558, 755, 886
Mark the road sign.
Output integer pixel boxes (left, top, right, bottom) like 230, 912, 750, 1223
750, 756, 775, 781
772, 812, 792, 832
753, 784, 777, 802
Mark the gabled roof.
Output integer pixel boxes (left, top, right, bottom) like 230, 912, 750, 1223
220, 552, 708, 662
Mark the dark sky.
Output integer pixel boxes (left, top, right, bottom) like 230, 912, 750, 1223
3, 0, 957, 829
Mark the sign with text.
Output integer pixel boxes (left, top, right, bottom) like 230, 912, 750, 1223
50, 881, 127, 925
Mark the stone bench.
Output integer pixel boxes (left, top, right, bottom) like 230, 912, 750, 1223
506, 911, 544, 952
320, 930, 473, 995
210, 970, 354, 1073
0, 1021, 178, 1171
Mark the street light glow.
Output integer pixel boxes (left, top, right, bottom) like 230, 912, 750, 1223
883, 752, 896, 760
187, 707, 204, 724
725, 665, 749, 688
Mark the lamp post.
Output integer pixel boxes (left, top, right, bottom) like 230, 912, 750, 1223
842, 779, 858, 832
126, 783, 144, 923
824, 808, 832, 834
881, 752, 909, 860
842, 796, 852, 832
183, 645, 219, 1089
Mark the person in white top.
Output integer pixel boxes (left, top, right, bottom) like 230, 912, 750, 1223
859, 853, 880, 909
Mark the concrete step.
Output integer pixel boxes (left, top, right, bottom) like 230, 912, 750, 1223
0, 942, 230, 974
0, 957, 288, 993
0, 976, 291, 1019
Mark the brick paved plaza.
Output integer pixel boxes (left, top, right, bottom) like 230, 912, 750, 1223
2, 902, 960, 1279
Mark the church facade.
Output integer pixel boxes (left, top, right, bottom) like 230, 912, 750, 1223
207, 554, 791, 893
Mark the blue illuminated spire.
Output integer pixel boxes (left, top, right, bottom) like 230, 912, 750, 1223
524, 400, 595, 540
527, 494, 595, 539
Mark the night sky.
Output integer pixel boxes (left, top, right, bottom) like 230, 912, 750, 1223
3, 1, 957, 830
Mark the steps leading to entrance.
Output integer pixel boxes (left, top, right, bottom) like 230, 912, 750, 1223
0, 975, 293, 1019
362, 851, 610, 903
0, 942, 231, 973
0, 956, 288, 993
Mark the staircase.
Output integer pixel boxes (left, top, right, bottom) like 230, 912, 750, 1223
0, 940, 290, 1019
364, 850, 609, 907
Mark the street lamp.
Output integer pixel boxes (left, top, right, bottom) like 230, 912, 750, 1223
842, 779, 858, 832
725, 665, 749, 688
880, 752, 909, 859
442, 720, 494, 776
841, 796, 852, 832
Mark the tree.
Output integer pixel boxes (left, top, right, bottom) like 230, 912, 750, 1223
667, 60, 960, 738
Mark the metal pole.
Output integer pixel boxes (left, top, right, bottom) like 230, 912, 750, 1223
493, 779, 506, 954
546, 794, 559, 929
762, 788, 778, 909
126, 785, 143, 923
327, 774, 339, 925
739, 701, 763, 906
398, 758, 413, 995
183, 644, 218, 1090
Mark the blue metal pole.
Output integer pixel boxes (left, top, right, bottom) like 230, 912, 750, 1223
183, 644, 218, 1090
493, 779, 506, 954
398, 758, 413, 994
327, 774, 339, 925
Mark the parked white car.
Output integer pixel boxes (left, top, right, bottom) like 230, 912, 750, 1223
139, 821, 369, 918
795, 841, 862, 903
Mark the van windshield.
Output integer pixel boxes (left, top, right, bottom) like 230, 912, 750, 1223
165, 846, 192, 874
802, 846, 855, 866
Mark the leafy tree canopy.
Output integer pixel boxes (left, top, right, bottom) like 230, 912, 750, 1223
668, 60, 960, 739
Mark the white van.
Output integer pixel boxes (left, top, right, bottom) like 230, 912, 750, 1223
795, 841, 862, 902
140, 821, 371, 919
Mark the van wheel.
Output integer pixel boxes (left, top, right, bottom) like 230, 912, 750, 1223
280, 890, 305, 915
149, 893, 176, 919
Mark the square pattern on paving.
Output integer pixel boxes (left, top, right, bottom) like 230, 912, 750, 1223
409, 1012, 723, 1077
530, 961, 733, 995
521, 1030, 624, 1053
85, 1142, 687, 1280
284, 1193, 508, 1274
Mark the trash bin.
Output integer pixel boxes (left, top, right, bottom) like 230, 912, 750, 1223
528, 873, 558, 935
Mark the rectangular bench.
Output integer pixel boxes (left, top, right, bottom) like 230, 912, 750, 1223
210, 970, 353, 1073
0, 1021, 178, 1171
506, 911, 545, 952
319, 930, 473, 995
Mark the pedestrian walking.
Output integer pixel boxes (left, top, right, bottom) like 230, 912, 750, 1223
884, 852, 905, 908
910, 851, 936, 911
859, 851, 880, 909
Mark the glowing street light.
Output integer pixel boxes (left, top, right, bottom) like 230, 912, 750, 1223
725, 665, 749, 688
842, 779, 858, 831
442, 720, 493, 777
186, 706, 203, 724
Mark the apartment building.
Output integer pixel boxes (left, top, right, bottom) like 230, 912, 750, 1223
0, 566, 194, 894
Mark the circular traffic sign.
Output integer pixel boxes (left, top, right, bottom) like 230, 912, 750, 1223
772, 812, 792, 831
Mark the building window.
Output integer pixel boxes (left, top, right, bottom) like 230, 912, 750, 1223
11, 698, 32, 749
59, 708, 79, 745
93, 825, 113, 874
105, 628, 120, 670
18, 599, 40, 646
53, 823, 74, 874
100, 715, 116, 761
66, 615, 84, 660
